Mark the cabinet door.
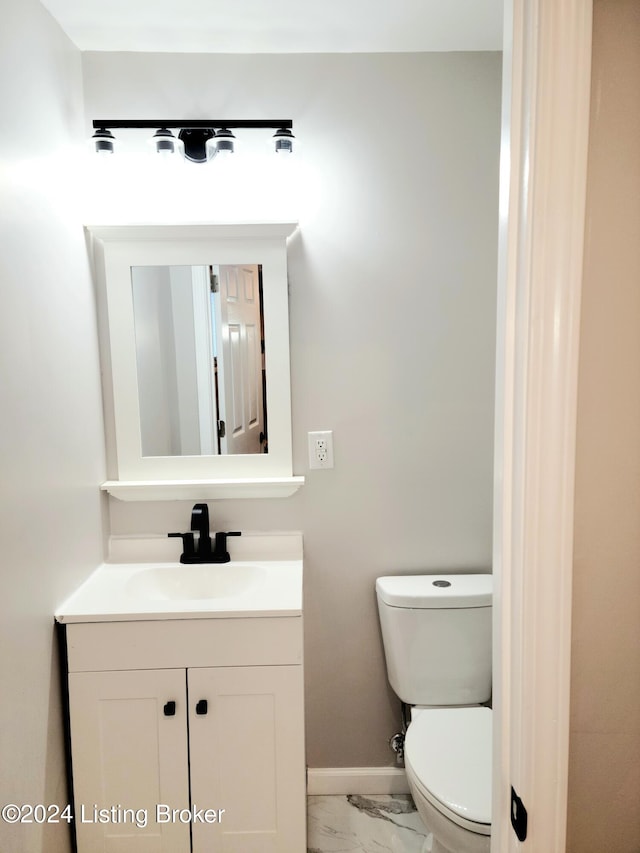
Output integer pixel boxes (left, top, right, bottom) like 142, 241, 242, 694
68, 669, 191, 853
188, 665, 306, 853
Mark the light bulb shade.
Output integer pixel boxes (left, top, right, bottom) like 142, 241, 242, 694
92, 128, 115, 154
273, 127, 294, 154
214, 128, 235, 156
151, 127, 183, 156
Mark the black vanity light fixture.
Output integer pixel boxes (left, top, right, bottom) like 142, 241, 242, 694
91, 119, 295, 163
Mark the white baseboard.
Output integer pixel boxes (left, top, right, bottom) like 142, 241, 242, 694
307, 767, 409, 796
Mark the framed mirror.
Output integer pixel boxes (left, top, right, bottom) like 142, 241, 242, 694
87, 223, 303, 500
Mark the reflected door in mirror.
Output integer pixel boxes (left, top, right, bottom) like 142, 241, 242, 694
131, 264, 267, 457
216, 265, 266, 455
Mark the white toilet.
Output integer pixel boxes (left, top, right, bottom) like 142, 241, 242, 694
376, 574, 492, 853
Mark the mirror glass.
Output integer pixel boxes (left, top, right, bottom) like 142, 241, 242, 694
131, 263, 267, 457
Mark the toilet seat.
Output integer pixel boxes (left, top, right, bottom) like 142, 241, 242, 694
404, 706, 492, 835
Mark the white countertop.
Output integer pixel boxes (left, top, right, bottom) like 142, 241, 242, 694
55, 532, 303, 623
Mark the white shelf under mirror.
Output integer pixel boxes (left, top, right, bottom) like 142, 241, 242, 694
101, 477, 305, 501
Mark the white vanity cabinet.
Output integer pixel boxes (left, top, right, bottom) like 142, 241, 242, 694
64, 616, 306, 853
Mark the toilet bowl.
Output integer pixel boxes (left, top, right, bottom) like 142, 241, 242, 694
405, 707, 491, 853
375, 574, 493, 852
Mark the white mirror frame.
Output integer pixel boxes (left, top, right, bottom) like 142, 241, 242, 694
87, 223, 304, 500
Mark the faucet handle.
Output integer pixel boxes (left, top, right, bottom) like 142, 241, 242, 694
211, 531, 242, 563
168, 531, 196, 563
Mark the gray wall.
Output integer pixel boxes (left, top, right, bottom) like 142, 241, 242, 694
83, 50, 501, 768
568, 2, 640, 850
0, 1, 107, 851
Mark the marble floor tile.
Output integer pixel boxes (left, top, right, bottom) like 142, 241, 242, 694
307, 793, 429, 853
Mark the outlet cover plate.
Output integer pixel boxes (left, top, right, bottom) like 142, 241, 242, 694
308, 430, 334, 469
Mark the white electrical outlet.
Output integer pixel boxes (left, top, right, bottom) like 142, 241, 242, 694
308, 430, 334, 469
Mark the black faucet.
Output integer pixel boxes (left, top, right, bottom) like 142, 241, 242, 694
169, 503, 241, 564
190, 502, 212, 555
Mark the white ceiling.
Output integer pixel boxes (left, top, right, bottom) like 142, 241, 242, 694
39, 0, 503, 53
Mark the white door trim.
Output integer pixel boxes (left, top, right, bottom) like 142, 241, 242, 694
493, 2, 592, 850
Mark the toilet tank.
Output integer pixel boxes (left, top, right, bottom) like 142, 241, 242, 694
376, 574, 492, 706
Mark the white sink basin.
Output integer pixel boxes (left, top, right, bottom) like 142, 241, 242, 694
54, 533, 303, 622
125, 563, 266, 601
56, 531, 302, 622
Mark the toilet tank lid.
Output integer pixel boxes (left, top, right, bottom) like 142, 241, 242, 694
376, 574, 492, 608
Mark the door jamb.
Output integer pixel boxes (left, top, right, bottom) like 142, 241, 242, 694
493, 2, 593, 850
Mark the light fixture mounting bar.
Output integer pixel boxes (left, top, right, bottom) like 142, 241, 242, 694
92, 119, 293, 130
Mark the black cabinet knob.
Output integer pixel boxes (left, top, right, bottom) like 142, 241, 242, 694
195, 699, 208, 715
163, 700, 176, 717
